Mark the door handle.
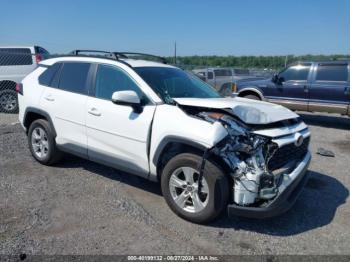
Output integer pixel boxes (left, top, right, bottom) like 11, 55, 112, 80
345, 87, 350, 95
44, 94, 55, 101
303, 85, 309, 93
88, 108, 101, 116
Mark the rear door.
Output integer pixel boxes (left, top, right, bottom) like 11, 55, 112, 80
268, 63, 311, 111
309, 62, 350, 114
40, 62, 92, 157
86, 63, 156, 177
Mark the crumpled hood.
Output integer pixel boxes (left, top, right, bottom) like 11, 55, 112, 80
173, 97, 299, 124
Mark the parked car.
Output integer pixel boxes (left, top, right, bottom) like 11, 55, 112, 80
193, 67, 263, 96
0, 46, 49, 113
18, 50, 311, 223
234, 61, 350, 116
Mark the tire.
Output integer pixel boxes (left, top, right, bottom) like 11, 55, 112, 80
243, 94, 260, 100
28, 119, 63, 165
0, 89, 18, 113
161, 153, 229, 223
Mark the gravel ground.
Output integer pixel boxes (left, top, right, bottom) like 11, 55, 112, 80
0, 112, 349, 256
0, 113, 19, 127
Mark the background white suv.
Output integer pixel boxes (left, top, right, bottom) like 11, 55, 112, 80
0, 45, 49, 113
18, 50, 311, 223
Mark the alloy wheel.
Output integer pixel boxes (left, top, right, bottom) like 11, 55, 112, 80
169, 167, 209, 213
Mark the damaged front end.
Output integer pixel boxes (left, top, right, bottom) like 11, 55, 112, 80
198, 111, 280, 207
195, 110, 311, 218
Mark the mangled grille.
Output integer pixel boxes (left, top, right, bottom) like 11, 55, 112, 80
268, 137, 310, 171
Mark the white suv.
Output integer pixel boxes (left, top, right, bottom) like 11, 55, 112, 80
18, 50, 311, 223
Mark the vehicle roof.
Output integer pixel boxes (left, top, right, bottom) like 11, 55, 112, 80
0, 45, 36, 49
40, 56, 176, 68
193, 67, 233, 71
293, 60, 350, 64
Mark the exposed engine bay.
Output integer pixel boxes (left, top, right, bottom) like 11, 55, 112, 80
197, 111, 282, 206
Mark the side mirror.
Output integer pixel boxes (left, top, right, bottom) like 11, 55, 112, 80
111, 90, 143, 113
272, 74, 278, 83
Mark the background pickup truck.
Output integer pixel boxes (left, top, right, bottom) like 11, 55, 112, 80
193, 67, 263, 96
234, 61, 350, 116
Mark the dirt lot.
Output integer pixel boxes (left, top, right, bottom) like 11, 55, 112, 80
0, 112, 349, 255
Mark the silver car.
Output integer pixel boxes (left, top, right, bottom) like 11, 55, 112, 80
193, 68, 263, 96
0, 46, 49, 113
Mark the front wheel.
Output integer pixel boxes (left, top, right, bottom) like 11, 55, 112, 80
161, 153, 229, 223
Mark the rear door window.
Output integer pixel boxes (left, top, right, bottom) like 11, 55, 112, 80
0, 48, 33, 66
58, 62, 91, 94
316, 64, 348, 82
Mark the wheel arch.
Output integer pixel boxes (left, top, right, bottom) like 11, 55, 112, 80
238, 87, 264, 100
153, 136, 232, 183
23, 107, 57, 137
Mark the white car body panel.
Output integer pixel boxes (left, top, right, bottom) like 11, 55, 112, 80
86, 96, 156, 177
18, 67, 47, 127
148, 104, 228, 179
40, 87, 88, 157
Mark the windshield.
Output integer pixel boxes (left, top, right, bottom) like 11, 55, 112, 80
134, 67, 221, 103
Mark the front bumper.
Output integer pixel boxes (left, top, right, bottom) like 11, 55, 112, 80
227, 151, 311, 219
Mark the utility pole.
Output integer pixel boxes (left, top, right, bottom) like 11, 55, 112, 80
284, 55, 288, 68
174, 41, 177, 65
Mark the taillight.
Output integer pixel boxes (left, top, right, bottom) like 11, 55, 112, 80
16, 83, 23, 95
35, 53, 42, 64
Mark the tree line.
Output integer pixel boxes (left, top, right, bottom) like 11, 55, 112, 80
166, 54, 350, 70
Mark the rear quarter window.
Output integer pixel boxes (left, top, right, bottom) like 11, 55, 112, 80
0, 48, 33, 66
38, 63, 62, 86
316, 64, 348, 82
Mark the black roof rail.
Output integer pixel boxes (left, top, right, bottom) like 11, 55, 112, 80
114, 52, 167, 64
69, 49, 133, 67
68, 50, 167, 66
70, 50, 118, 59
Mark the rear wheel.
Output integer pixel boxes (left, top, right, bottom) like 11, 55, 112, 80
161, 153, 229, 223
0, 89, 18, 113
28, 119, 63, 165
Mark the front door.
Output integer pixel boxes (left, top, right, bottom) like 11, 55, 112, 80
86, 63, 156, 177
267, 63, 311, 111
